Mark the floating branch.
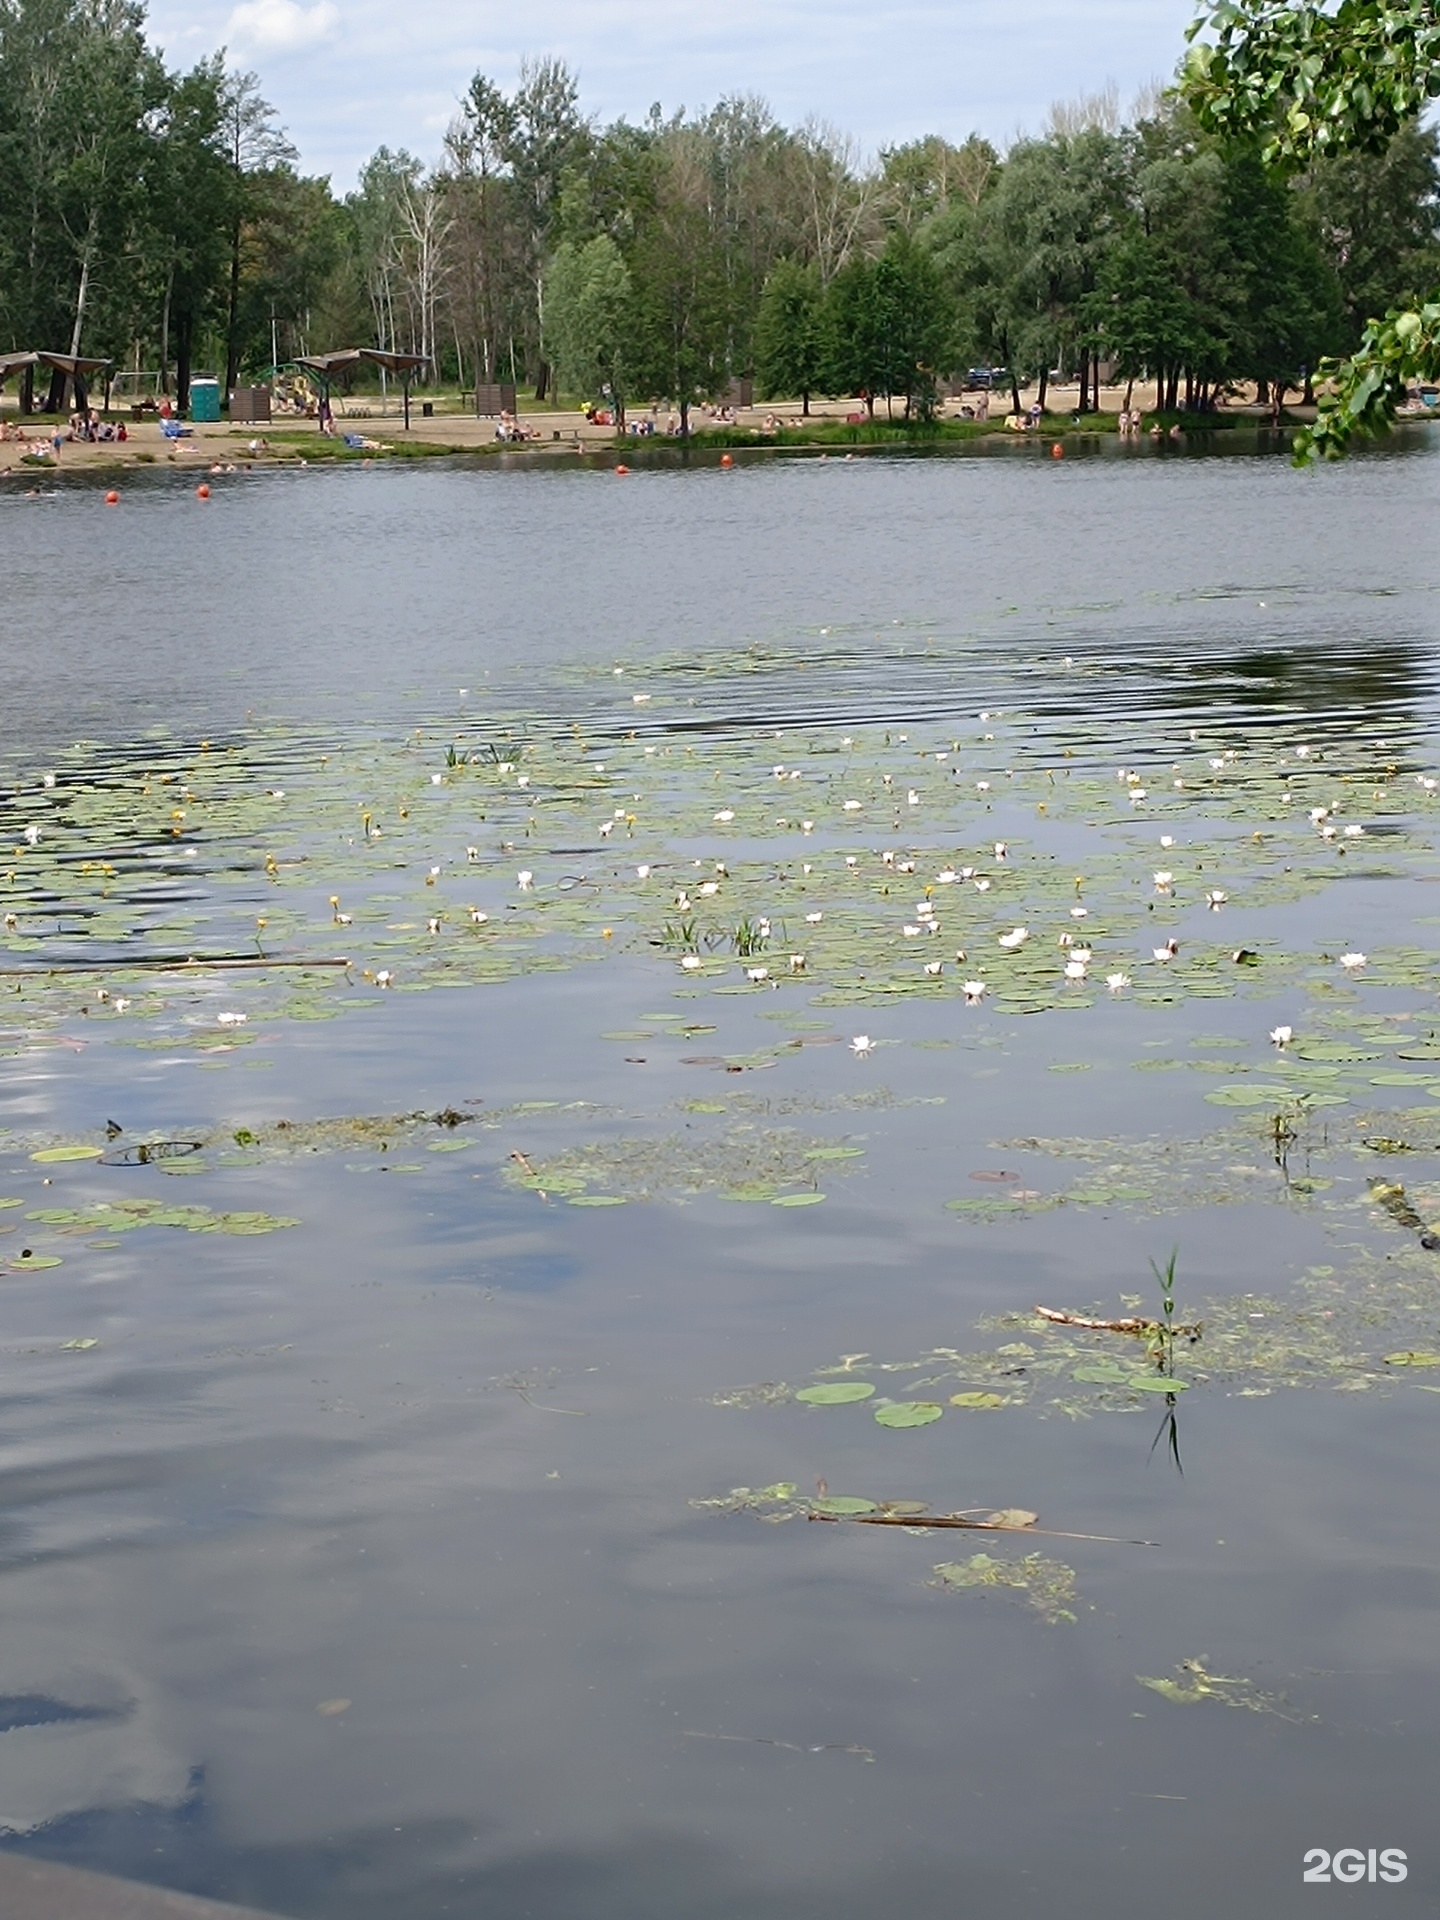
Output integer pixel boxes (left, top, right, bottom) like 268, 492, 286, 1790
1033, 1304, 1202, 1341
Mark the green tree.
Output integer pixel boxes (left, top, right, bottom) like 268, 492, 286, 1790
626, 135, 730, 432
754, 257, 824, 410
542, 232, 633, 415
1183, 0, 1440, 454
824, 231, 952, 418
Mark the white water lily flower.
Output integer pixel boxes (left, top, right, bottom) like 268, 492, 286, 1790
936, 868, 957, 884
22, 825, 40, 845
217, 1011, 246, 1025
1072, 947, 1093, 963
598, 820, 613, 837
1159, 834, 1174, 849
903, 925, 922, 938
1210, 757, 1225, 770
993, 841, 1007, 859
1320, 823, 1337, 839
632, 692, 650, 704
906, 788, 920, 805
636, 864, 650, 879
964, 980, 986, 1003
1296, 744, 1311, 757
1340, 952, 1367, 969
714, 809, 735, 822
973, 877, 991, 892
882, 850, 896, 866
430, 773, 443, 786
916, 900, 935, 916
1154, 871, 1174, 890
1420, 776, 1437, 793
699, 881, 719, 896
517, 870, 533, 889
466, 847, 479, 863
1058, 932, 1073, 948
897, 860, 915, 873
850, 1035, 873, 1056
845, 855, 858, 868
1129, 788, 1147, 802
805, 911, 823, 923
41, 772, 55, 788
789, 954, 806, 972
1063, 959, 1088, 981
757, 919, 772, 936
428, 917, 441, 934
976, 780, 990, 792
1206, 889, 1227, 908
680, 955, 702, 971
998, 927, 1029, 950
1070, 906, 1088, 919
374, 970, 394, 988
1344, 824, 1364, 836
746, 966, 770, 982
843, 800, 862, 811
469, 908, 487, 924
1309, 807, 1329, 823
882, 774, 893, 787
1153, 939, 1179, 962
1106, 972, 1131, 992
516, 775, 530, 789
113, 997, 129, 1012
1270, 1025, 1292, 1047
924, 960, 943, 976
802, 821, 815, 833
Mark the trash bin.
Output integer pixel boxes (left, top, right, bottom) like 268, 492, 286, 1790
421, 401, 434, 418
189, 378, 221, 423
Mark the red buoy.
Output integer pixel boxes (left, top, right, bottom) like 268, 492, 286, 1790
614, 464, 629, 475
104, 490, 119, 504
197, 483, 211, 499
720, 452, 733, 467
1051, 443, 1064, 459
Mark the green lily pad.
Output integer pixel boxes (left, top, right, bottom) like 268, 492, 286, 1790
567, 1194, 627, 1206
1072, 1362, 1131, 1384
795, 1381, 876, 1404
1124, 1374, 1189, 1392
811, 1496, 878, 1515
771, 1191, 825, 1206
1384, 1350, 1440, 1367
9, 1252, 62, 1269
874, 1400, 944, 1428
1204, 1084, 1298, 1107
0, 1199, 22, 1210
30, 1145, 103, 1163
950, 1391, 1008, 1408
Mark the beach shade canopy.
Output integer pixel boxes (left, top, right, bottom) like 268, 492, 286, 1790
0, 350, 113, 413
293, 348, 430, 428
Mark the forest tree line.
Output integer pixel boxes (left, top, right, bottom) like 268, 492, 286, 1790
3, 0, 1440, 419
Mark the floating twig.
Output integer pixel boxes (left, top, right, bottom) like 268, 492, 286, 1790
1033, 1304, 1202, 1340
806, 1508, 1156, 1547
683, 1730, 875, 1762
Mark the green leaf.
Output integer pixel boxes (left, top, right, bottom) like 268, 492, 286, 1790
1072, 1362, 1131, 1384
771, 1191, 825, 1206
1125, 1374, 1190, 1392
950, 1391, 1009, 1408
811, 1496, 878, 1515
9, 1253, 62, 1269
1204, 1084, 1297, 1106
566, 1194, 627, 1206
873, 1400, 944, 1428
1384, 1350, 1440, 1367
795, 1380, 876, 1404
30, 1145, 103, 1163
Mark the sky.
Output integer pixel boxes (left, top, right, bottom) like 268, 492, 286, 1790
144, 0, 1202, 192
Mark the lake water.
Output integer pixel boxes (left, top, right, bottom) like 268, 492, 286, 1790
2, 435, 1440, 1917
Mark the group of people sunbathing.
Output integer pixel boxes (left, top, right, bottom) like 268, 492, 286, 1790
494, 410, 541, 442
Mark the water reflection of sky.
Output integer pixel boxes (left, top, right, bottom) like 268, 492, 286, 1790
0, 445, 1438, 1917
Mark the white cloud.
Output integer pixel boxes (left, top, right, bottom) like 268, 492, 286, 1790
225, 0, 339, 53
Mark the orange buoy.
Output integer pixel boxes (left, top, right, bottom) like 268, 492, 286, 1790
720, 452, 733, 467
104, 489, 119, 505
614, 464, 629, 475
1051, 443, 1064, 458
196, 483, 211, 499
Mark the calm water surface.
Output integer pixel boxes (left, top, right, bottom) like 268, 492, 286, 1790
1, 438, 1439, 1917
